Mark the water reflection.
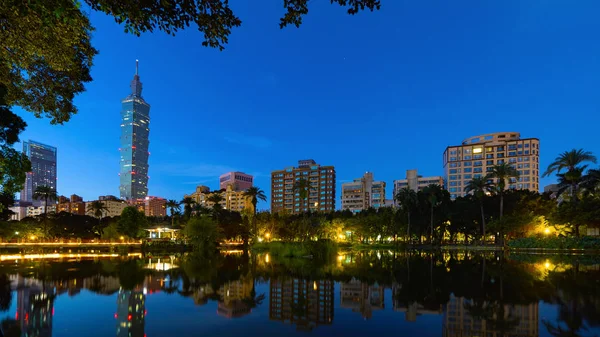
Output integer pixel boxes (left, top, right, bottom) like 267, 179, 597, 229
0, 252, 595, 336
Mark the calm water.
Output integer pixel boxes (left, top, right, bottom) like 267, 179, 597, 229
0, 251, 598, 337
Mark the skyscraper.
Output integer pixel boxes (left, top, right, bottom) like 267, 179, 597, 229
20, 140, 57, 206
119, 60, 150, 200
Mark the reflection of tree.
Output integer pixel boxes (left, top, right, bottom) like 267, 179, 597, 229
117, 260, 147, 290
486, 302, 521, 336
1, 319, 21, 337
0, 274, 12, 311
242, 282, 265, 310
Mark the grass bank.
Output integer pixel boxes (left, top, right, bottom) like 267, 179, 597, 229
252, 240, 338, 259
508, 237, 600, 251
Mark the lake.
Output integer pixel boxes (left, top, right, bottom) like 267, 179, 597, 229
0, 250, 597, 337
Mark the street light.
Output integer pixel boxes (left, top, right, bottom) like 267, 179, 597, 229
544, 228, 551, 235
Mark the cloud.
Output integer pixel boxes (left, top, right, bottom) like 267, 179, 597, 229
223, 133, 272, 149
153, 163, 237, 178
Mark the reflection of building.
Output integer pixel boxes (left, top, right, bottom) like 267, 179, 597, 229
443, 132, 540, 199
16, 286, 55, 337
392, 284, 443, 322
443, 295, 539, 337
116, 289, 146, 337
341, 172, 386, 213
220, 172, 253, 192
20, 140, 57, 206
185, 185, 253, 212
270, 278, 334, 330
217, 274, 254, 318
119, 60, 151, 200
271, 159, 336, 214
340, 279, 385, 319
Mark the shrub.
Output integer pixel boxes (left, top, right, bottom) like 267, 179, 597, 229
509, 236, 600, 250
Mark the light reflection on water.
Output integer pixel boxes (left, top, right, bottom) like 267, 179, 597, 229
0, 251, 597, 337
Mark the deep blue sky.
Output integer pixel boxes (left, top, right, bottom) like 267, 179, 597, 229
16, 0, 600, 208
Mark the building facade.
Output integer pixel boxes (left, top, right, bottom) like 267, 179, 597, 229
144, 196, 167, 217
443, 132, 540, 199
219, 172, 253, 192
86, 199, 128, 218
57, 194, 86, 215
341, 172, 386, 213
20, 140, 57, 206
185, 185, 253, 213
119, 60, 150, 200
271, 160, 336, 214
393, 169, 444, 198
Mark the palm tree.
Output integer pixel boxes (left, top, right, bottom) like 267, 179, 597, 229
207, 193, 224, 212
243, 187, 266, 215
543, 149, 597, 201
490, 163, 520, 218
464, 175, 494, 241
166, 199, 181, 227
293, 178, 311, 212
580, 168, 600, 196
86, 200, 108, 228
181, 197, 196, 219
395, 187, 417, 242
33, 185, 58, 238
33, 185, 58, 215
423, 184, 445, 244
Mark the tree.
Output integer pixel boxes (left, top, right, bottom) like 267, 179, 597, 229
464, 175, 495, 240
395, 187, 417, 241
543, 149, 597, 201
580, 168, 600, 196
184, 217, 222, 252
207, 193, 224, 212
86, 200, 108, 227
490, 163, 520, 218
243, 187, 266, 215
33, 186, 58, 215
118, 206, 147, 239
422, 184, 448, 244
181, 197, 196, 220
166, 199, 181, 227
293, 178, 311, 212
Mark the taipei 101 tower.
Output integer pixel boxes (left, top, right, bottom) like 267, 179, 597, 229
119, 60, 150, 200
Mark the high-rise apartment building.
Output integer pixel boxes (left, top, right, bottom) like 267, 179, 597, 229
443, 132, 540, 199
20, 140, 57, 206
271, 160, 336, 214
392, 169, 444, 198
219, 172, 253, 191
119, 60, 150, 200
57, 194, 86, 215
341, 172, 386, 213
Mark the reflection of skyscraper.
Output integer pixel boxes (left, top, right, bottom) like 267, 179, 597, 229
340, 279, 385, 319
217, 275, 254, 318
116, 289, 146, 337
119, 60, 150, 200
442, 295, 539, 337
20, 140, 57, 206
16, 286, 55, 337
269, 278, 334, 331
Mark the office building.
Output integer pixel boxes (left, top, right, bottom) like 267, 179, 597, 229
20, 140, 57, 206
219, 172, 253, 191
185, 185, 253, 213
393, 169, 444, 198
270, 278, 334, 330
144, 196, 167, 217
443, 132, 540, 199
271, 160, 336, 214
119, 60, 151, 200
341, 172, 386, 213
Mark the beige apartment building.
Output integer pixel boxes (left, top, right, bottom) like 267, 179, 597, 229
443, 132, 540, 199
185, 184, 253, 213
393, 169, 444, 198
86, 199, 128, 217
271, 159, 336, 214
341, 172, 386, 213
